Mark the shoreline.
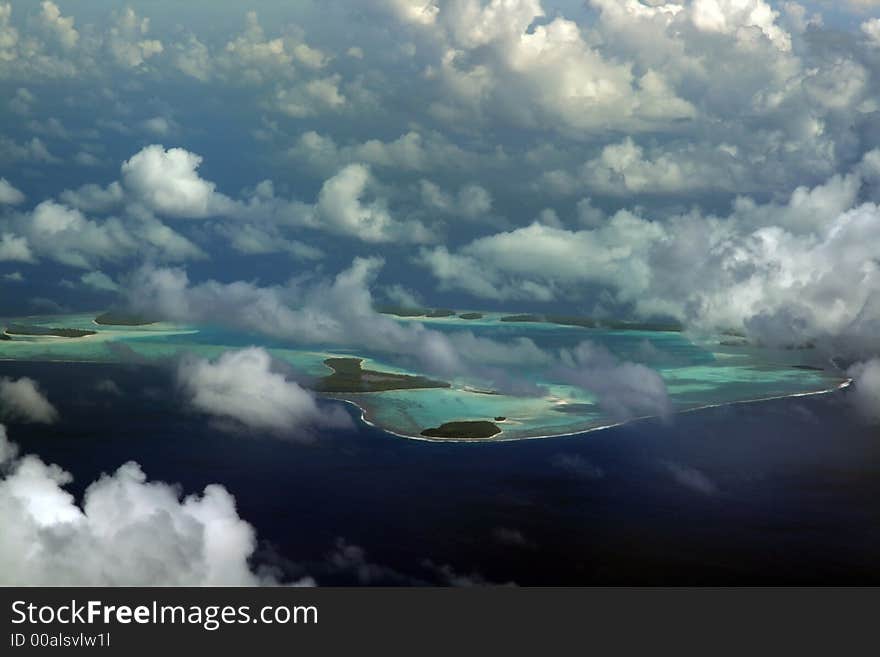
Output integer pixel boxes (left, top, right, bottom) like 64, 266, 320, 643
0, 352, 852, 444
328, 377, 853, 444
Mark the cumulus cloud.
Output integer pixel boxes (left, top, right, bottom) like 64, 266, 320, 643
0, 377, 58, 424
0, 233, 33, 262
121, 145, 233, 219
422, 156, 880, 355
311, 164, 432, 243
1, 199, 203, 269
420, 180, 493, 220
39, 1, 79, 50
177, 348, 351, 440
0, 178, 24, 205
106, 7, 163, 68
392, 0, 695, 135
0, 425, 299, 586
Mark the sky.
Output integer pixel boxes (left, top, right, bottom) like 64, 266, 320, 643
2, 0, 880, 347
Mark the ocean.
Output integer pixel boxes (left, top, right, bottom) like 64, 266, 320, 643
2, 360, 878, 585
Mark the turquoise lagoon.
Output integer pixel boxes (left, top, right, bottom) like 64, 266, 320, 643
0, 312, 847, 440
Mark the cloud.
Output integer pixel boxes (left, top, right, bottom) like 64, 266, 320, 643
0, 233, 33, 262
2, 200, 203, 269
421, 212, 664, 302
420, 180, 493, 220
0, 136, 60, 165
311, 164, 432, 243
661, 460, 719, 496
39, 1, 79, 50
121, 145, 233, 219
555, 342, 672, 422
59, 182, 125, 213
847, 359, 880, 422
492, 527, 534, 548
124, 258, 558, 393
177, 348, 351, 440
421, 155, 880, 355
550, 453, 605, 480
0, 425, 302, 586
390, 0, 695, 136
105, 7, 163, 68
80, 270, 119, 292
0, 377, 58, 424
0, 178, 24, 205
325, 538, 414, 585
383, 283, 422, 309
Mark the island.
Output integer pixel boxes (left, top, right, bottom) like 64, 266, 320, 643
426, 309, 456, 318
500, 314, 542, 323
314, 357, 450, 393
4, 324, 96, 338
376, 306, 427, 317
420, 421, 502, 439
459, 312, 483, 320
94, 311, 157, 326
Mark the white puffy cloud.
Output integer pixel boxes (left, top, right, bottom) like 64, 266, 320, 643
0, 136, 60, 164
39, 1, 78, 50
0, 3, 18, 64
0, 178, 24, 205
421, 155, 880, 353
863, 18, 880, 47
222, 11, 294, 84
121, 145, 233, 219
286, 130, 489, 178
177, 348, 351, 439
106, 7, 163, 68
59, 182, 125, 214
173, 11, 328, 88
213, 222, 324, 261
273, 75, 346, 118
574, 138, 740, 196
2, 200, 203, 269
386, 0, 439, 26
0, 377, 58, 424
0, 233, 33, 262
0, 425, 295, 586
421, 211, 664, 302
394, 0, 695, 136
420, 180, 492, 220
312, 164, 432, 243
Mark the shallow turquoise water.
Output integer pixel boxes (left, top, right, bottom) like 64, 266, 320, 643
0, 312, 845, 439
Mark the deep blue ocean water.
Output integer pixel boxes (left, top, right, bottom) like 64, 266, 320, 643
2, 360, 878, 585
